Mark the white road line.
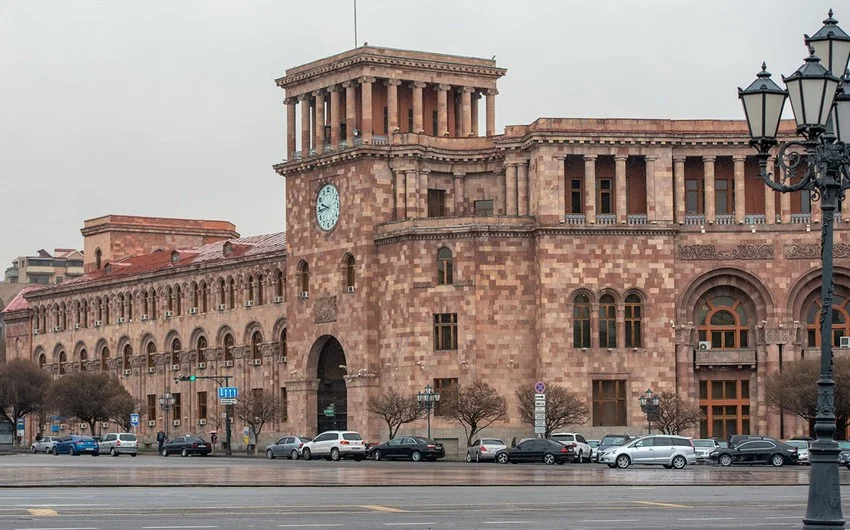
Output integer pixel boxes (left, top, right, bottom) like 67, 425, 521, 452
764, 516, 803, 519
278, 526, 343, 528
14, 527, 97, 530
15, 504, 110, 507
142, 527, 218, 529
481, 522, 532, 525
384, 524, 438, 527
580, 520, 639, 523
678, 518, 736, 521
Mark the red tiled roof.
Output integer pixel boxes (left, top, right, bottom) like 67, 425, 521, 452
2, 286, 47, 313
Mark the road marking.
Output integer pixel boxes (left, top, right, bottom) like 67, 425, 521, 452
26, 509, 58, 517
143, 527, 218, 529
278, 526, 343, 528
580, 520, 639, 523
764, 516, 802, 519
17, 504, 110, 507
362, 505, 406, 513
384, 524, 437, 527
481, 522, 533, 525
678, 517, 735, 521
15, 528, 96, 530
633, 500, 690, 508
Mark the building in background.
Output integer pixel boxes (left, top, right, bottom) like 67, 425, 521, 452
5, 249, 85, 285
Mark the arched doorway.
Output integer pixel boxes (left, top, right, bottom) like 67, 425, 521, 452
316, 336, 347, 432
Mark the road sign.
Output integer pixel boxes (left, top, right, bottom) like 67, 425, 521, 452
534, 413, 546, 421
219, 398, 236, 405
534, 426, 546, 434
51, 424, 59, 433
130, 413, 140, 427
534, 406, 546, 414
218, 387, 238, 399
534, 381, 546, 394
323, 408, 335, 417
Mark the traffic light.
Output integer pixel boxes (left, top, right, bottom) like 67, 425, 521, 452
177, 375, 197, 382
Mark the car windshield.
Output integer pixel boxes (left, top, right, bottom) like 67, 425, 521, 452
588, 440, 599, 447
342, 433, 362, 441
483, 439, 504, 445
785, 440, 808, 449
693, 440, 716, 448
838, 441, 850, 451
601, 436, 628, 445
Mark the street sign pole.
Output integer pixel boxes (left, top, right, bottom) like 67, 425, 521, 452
182, 375, 235, 456
534, 382, 546, 437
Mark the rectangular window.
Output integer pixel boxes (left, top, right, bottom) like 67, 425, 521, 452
715, 179, 731, 215
597, 178, 613, 214
432, 110, 438, 136
428, 189, 446, 218
592, 380, 627, 426
147, 394, 157, 423
383, 106, 388, 134
198, 392, 207, 420
408, 108, 414, 132
433, 313, 458, 351
252, 388, 263, 403
474, 199, 493, 216
570, 179, 583, 214
433, 377, 458, 416
686, 179, 703, 214
281, 387, 288, 422
173, 393, 182, 422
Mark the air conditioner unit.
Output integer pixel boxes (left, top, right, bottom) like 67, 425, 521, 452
245, 300, 254, 308
101, 422, 109, 429
79, 423, 88, 430
171, 364, 181, 371
94, 320, 102, 327
164, 311, 173, 319
224, 360, 234, 367
148, 420, 156, 427
140, 314, 149, 321
698, 341, 712, 351
217, 304, 226, 311
841, 336, 850, 349
117, 317, 125, 324
172, 419, 181, 427
347, 285, 356, 293
252, 359, 263, 366
123, 369, 132, 376
60, 423, 67, 430
148, 367, 156, 374
33, 329, 39, 335
53, 326, 61, 332
197, 362, 206, 369
273, 296, 283, 304
300, 291, 309, 299
198, 418, 207, 426
189, 307, 198, 315
74, 323, 80, 330
279, 355, 287, 364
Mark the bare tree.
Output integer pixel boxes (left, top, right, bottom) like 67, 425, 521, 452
440, 380, 507, 448
367, 388, 424, 439
651, 391, 704, 435
233, 390, 282, 453
110, 395, 147, 433
0, 359, 52, 446
50, 372, 119, 433
516, 385, 590, 437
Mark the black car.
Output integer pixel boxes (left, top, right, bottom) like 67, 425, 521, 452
708, 437, 798, 467
161, 435, 212, 457
368, 436, 445, 462
595, 434, 633, 462
495, 438, 573, 465
727, 434, 769, 447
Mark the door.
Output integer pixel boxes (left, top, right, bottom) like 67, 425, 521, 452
629, 438, 656, 463
515, 441, 535, 462
651, 437, 675, 464
400, 437, 417, 459
386, 438, 403, 458
313, 433, 333, 456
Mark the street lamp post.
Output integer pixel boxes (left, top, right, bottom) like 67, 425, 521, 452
416, 384, 441, 439
738, 10, 850, 528
158, 391, 176, 441
638, 388, 660, 435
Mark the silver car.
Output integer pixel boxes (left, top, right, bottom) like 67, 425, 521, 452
598, 434, 697, 469
265, 436, 313, 460
466, 438, 507, 462
784, 439, 811, 465
31, 436, 58, 454
98, 433, 138, 456
692, 438, 721, 463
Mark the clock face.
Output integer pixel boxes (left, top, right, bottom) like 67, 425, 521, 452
316, 183, 340, 232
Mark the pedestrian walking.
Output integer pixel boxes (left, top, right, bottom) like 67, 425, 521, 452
156, 430, 165, 454
210, 432, 217, 450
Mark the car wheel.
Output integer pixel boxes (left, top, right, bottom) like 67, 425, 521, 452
302, 448, 311, 461
672, 455, 687, 469
162, 448, 169, 457
616, 454, 630, 469
181, 448, 189, 458
412, 450, 422, 462
291, 449, 299, 460
354, 456, 363, 462
330, 448, 341, 461
266, 449, 275, 460
465, 452, 472, 463
543, 453, 556, 465
110, 448, 118, 457
374, 450, 383, 461
130, 453, 136, 457
719, 454, 732, 467
771, 454, 785, 467
92, 452, 99, 457
497, 452, 509, 464
576, 451, 583, 463
68, 446, 76, 456
52, 446, 59, 456
475, 453, 481, 463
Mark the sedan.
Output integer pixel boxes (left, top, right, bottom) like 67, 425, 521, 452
31, 436, 58, 454
494, 438, 574, 465
466, 438, 507, 463
369, 436, 445, 462
266, 436, 313, 460
784, 439, 810, 465
161, 435, 212, 457
709, 438, 798, 467
53, 435, 99, 456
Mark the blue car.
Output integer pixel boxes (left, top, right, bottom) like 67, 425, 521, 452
53, 435, 100, 456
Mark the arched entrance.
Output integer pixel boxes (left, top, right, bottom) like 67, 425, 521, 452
315, 336, 347, 432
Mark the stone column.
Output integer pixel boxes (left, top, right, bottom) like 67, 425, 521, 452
485, 89, 498, 136
313, 90, 325, 151
405, 169, 418, 218
343, 81, 356, 146
419, 170, 430, 217
411, 82, 426, 133
765, 155, 776, 224
781, 181, 792, 223
436, 85, 450, 137
517, 161, 529, 215
360, 77, 374, 143
703, 155, 716, 223
505, 163, 517, 215
285, 97, 296, 159
673, 155, 686, 223
645, 155, 657, 220
453, 172, 465, 216
385, 79, 400, 133
615, 155, 628, 223
733, 155, 746, 223
555, 156, 566, 219
394, 170, 405, 220
328, 85, 340, 149
299, 94, 311, 156
461, 87, 474, 137
584, 155, 597, 221
471, 91, 480, 136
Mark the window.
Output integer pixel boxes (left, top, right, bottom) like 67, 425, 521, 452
58, 351, 67, 375
345, 255, 355, 290
198, 392, 207, 420
599, 294, 617, 348
82, 300, 88, 328
281, 387, 288, 422
570, 179, 583, 214
408, 108, 414, 132
256, 274, 264, 305
686, 179, 703, 214
38, 353, 46, 368
175, 285, 182, 315
252, 331, 263, 361
55, 276, 63, 284
150, 290, 157, 319
117, 294, 125, 320
228, 278, 236, 309
192, 282, 199, 309
197, 336, 207, 363
697, 296, 749, 349
592, 379, 627, 426
95, 248, 102, 270
100, 346, 110, 372
436, 248, 453, 286
716, 178, 733, 215
200, 281, 208, 313
432, 110, 438, 136
79, 349, 87, 371
383, 106, 388, 134
224, 334, 234, 362
433, 313, 458, 350
298, 262, 309, 294
624, 293, 642, 348
698, 379, 750, 438
573, 293, 591, 348
806, 296, 850, 347
147, 395, 157, 424
597, 178, 613, 214
127, 293, 133, 321
103, 297, 110, 325
218, 279, 226, 308
433, 377, 458, 416
171, 338, 181, 366
474, 200, 494, 216
280, 328, 287, 361
146, 342, 155, 369
428, 189, 446, 217
123, 344, 132, 370
247, 276, 255, 304
275, 269, 284, 299
173, 393, 182, 421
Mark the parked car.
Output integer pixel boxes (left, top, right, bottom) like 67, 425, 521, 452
708, 437, 798, 467
495, 438, 574, 465
587, 440, 600, 462
550, 432, 591, 463
265, 436, 313, 460
692, 438, 721, 463
595, 434, 633, 462
52, 435, 99, 456
31, 436, 58, 454
838, 441, 850, 469
368, 436, 445, 462
161, 435, 211, 457
99, 432, 138, 457
598, 435, 696, 469
727, 434, 769, 447
784, 439, 810, 465
466, 438, 507, 463
301, 431, 366, 461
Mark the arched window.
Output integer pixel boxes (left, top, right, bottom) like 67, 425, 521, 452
146, 341, 156, 369
256, 274, 264, 305
280, 328, 287, 361
100, 346, 110, 372
573, 293, 591, 348
82, 300, 88, 328
117, 294, 125, 320
95, 248, 102, 270
74, 301, 81, 327
228, 278, 236, 309
436, 248, 453, 285
624, 293, 643, 348
200, 281, 208, 313
197, 336, 207, 364
252, 331, 263, 361
171, 338, 182, 367
58, 351, 67, 375
298, 262, 309, 295
103, 297, 110, 325
38, 353, 46, 369
127, 293, 133, 321
191, 282, 199, 310
344, 256, 355, 290
175, 285, 182, 315
806, 296, 850, 347
218, 279, 226, 308
224, 334, 234, 362
166, 286, 174, 312
123, 344, 132, 370
150, 289, 158, 319
697, 296, 750, 349
79, 349, 87, 372
599, 294, 617, 348
275, 269, 284, 300
142, 290, 149, 317
59, 303, 66, 330
247, 276, 255, 304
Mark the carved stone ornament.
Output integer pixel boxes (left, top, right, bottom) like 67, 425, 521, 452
785, 243, 850, 259
679, 244, 774, 260
231, 346, 247, 360
313, 296, 337, 324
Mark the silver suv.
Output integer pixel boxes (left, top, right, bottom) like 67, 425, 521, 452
301, 431, 366, 461
98, 433, 138, 456
598, 434, 696, 469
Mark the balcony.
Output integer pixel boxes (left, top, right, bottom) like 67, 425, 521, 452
715, 214, 735, 225
595, 214, 616, 225
694, 348, 757, 369
685, 215, 705, 225
627, 214, 648, 225
564, 214, 586, 225
791, 213, 811, 224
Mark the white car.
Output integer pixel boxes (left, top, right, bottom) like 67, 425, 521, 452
31, 436, 58, 453
598, 434, 697, 469
550, 432, 592, 463
784, 439, 811, 465
301, 430, 366, 461
466, 438, 507, 462
98, 432, 138, 456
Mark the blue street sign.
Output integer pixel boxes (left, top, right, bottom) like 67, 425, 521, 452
218, 387, 238, 399
16, 418, 24, 430
51, 424, 59, 433
130, 413, 140, 427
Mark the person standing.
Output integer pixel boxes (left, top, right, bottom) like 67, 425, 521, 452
156, 430, 165, 454
210, 432, 217, 450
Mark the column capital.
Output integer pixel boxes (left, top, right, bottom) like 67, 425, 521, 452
614, 155, 628, 162
435, 84, 452, 91
384, 78, 402, 87
553, 155, 566, 161
643, 155, 658, 161
453, 171, 466, 178
325, 84, 340, 93
410, 81, 427, 89
297, 93, 310, 102
359, 76, 376, 84
461, 86, 476, 93
702, 155, 717, 163
419, 169, 431, 175
583, 155, 597, 162
283, 97, 297, 105
486, 89, 499, 96
312, 90, 324, 97
673, 155, 687, 162
732, 154, 748, 162
341, 80, 357, 88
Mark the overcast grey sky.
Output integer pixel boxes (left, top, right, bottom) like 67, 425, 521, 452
0, 0, 837, 269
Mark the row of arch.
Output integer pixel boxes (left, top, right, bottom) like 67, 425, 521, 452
296, 254, 356, 294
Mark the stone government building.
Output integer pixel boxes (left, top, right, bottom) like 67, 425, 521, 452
3, 46, 846, 450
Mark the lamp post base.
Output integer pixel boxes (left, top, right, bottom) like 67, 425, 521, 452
803, 439, 845, 528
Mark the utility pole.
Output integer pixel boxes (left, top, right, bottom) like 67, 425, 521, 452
176, 374, 234, 456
